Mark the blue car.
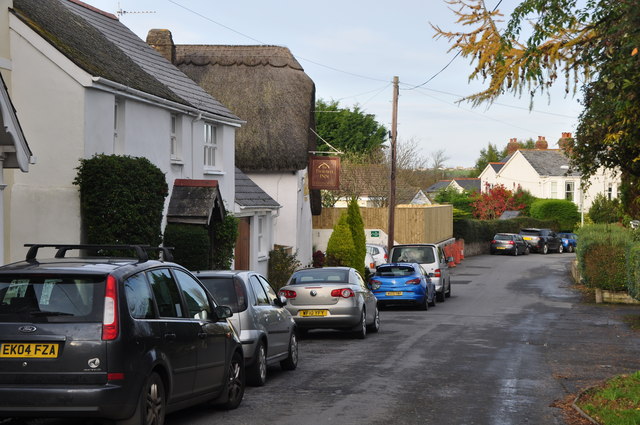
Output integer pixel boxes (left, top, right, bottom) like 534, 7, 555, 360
558, 232, 578, 253
368, 263, 436, 310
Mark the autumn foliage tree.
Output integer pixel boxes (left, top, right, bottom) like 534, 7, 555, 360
471, 184, 525, 220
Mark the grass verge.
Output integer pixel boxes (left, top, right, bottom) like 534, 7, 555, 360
576, 371, 640, 424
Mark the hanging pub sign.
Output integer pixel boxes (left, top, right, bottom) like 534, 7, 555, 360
309, 156, 340, 190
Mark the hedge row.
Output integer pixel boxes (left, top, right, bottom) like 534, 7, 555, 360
453, 217, 560, 244
575, 224, 640, 298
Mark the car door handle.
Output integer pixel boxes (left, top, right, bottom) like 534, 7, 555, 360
163, 333, 176, 341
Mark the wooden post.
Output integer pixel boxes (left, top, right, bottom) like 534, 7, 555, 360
387, 76, 399, 254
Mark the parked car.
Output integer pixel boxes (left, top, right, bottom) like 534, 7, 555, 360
0, 244, 245, 425
369, 263, 436, 310
388, 244, 452, 302
557, 232, 578, 253
366, 243, 388, 267
193, 270, 298, 387
519, 228, 564, 254
365, 252, 377, 274
278, 267, 379, 339
490, 233, 529, 256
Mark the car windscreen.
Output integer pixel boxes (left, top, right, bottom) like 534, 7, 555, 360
520, 230, 541, 236
289, 269, 349, 285
0, 274, 105, 323
376, 265, 416, 277
494, 234, 513, 241
198, 277, 247, 313
390, 246, 435, 264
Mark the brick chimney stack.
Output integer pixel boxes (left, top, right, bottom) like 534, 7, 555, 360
535, 136, 548, 150
506, 138, 519, 155
146, 29, 175, 64
558, 132, 574, 154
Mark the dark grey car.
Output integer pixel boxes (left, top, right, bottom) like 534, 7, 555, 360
0, 244, 245, 425
194, 270, 298, 387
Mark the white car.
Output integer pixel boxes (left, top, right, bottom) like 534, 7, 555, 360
366, 243, 388, 267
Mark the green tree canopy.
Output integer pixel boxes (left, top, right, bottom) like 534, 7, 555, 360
434, 0, 640, 215
315, 99, 388, 159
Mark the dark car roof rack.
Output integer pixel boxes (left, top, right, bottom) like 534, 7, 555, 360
24, 244, 174, 263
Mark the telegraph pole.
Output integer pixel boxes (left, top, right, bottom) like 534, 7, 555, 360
387, 76, 399, 254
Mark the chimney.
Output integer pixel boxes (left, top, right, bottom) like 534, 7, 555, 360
506, 137, 519, 155
535, 136, 548, 150
558, 132, 574, 155
146, 29, 175, 64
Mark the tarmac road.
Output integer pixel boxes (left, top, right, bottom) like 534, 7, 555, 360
7, 252, 640, 425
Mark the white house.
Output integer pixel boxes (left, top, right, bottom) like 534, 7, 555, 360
4, 0, 278, 272
479, 138, 620, 212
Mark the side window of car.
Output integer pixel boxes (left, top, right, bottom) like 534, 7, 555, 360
147, 268, 183, 318
249, 275, 270, 306
173, 269, 212, 320
257, 275, 278, 305
124, 272, 155, 319
355, 271, 367, 290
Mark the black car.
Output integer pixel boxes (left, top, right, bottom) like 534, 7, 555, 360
490, 233, 529, 256
519, 228, 563, 254
0, 244, 245, 424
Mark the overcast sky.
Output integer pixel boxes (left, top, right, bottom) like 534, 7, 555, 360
86, 0, 582, 168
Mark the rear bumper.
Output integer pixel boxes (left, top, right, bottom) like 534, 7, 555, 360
373, 288, 426, 304
0, 383, 137, 419
289, 305, 362, 330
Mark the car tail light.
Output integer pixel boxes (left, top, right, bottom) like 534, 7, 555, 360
279, 289, 297, 299
434, 269, 441, 278
508, 241, 515, 245
384, 253, 388, 260
331, 288, 355, 298
107, 373, 125, 381
407, 278, 421, 285
102, 275, 119, 341
369, 262, 375, 270
491, 240, 497, 244
370, 279, 381, 290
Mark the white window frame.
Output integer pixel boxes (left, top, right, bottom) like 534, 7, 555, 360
550, 181, 558, 198
257, 215, 265, 256
565, 181, 575, 202
170, 114, 180, 161
203, 122, 219, 171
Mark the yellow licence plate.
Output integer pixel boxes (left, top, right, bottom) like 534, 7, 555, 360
523, 237, 532, 240
496, 247, 505, 249
299, 310, 328, 317
386, 291, 403, 296
0, 343, 59, 358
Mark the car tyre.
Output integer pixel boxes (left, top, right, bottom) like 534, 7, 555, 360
418, 294, 428, 311
445, 280, 452, 298
557, 244, 564, 254
217, 351, 245, 410
436, 288, 445, 302
280, 332, 298, 371
542, 244, 549, 254
567, 244, 574, 253
367, 305, 380, 332
247, 341, 267, 386
513, 247, 518, 256
353, 309, 367, 339
525, 245, 530, 255
115, 371, 165, 425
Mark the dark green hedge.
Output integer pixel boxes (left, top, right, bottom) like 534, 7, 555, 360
73, 154, 168, 246
576, 224, 634, 292
453, 217, 559, 244
163, 223, 210, 271
210, 214, 239, 270
627, 243, 640, 300
530, 199, 580, 231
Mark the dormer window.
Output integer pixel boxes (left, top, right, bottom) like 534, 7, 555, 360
203, 122, 219, 171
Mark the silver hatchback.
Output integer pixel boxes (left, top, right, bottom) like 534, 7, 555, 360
194, 271, 298, 387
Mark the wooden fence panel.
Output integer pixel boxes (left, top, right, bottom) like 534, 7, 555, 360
312, 205, 453, 244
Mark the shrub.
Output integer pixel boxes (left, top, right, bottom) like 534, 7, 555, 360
326, 213, 356, 267
73, 154, 168, 246
268, 248, 302, 291
347, 198, 366, 275
577, 224, 633, 291
530, 199, 580, 231
589, 193, 623, 224
163, 223, 209, 271
210, 214, 239, 270
627, 243, 640, 301
453, 217, 559, 244
312, 250, 326, 268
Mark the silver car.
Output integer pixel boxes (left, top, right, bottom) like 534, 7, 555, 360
278, 267, 380, 339
194, 270, 298, 387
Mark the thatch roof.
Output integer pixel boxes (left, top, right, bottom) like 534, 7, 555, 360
175, 45, 316, 172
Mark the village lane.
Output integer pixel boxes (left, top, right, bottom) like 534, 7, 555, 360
7, 252, 640, 425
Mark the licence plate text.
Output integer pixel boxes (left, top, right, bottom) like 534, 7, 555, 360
0, 343, 59, 358
299, 310, 328, 317
386, 291, 403, 296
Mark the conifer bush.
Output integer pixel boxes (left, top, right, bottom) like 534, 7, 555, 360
326, 213, 356, 268
347, 198, 366, 275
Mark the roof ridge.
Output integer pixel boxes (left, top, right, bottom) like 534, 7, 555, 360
66, 0, 117, 20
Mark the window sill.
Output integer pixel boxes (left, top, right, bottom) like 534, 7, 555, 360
171, 159, 184, 166
204, 169, 225, 176
257, 254, 268, 262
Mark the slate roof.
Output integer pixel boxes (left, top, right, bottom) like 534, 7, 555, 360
167, 179, 225, 225
235, 168, 280, 209
12, 0, 240, 122
489, 162, 505, 172
518, 150, 580, 177
453, 178, 481, 192
426, 180, 452, 193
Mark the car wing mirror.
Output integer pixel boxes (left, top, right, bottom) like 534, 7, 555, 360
274, 296, 286, 307
214, 305, 233, 321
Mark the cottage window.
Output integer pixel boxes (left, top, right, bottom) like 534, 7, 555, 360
565, 181, 575, 202
170, 114, 181, 161
550, 181, 558, 198
203, 123, 219, 170
608, 184, 613, 200
113, 98, 124, 154
257, 216, 264, 256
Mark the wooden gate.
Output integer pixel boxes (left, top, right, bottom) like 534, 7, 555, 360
234, 217, 250, 270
